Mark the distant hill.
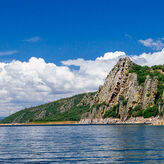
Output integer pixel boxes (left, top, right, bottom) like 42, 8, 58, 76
1, 57, 164, 124
0, 117, 5, 121
1, 92, 95, 123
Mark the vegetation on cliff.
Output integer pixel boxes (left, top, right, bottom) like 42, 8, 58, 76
129, 63, 164, 104
103, 103, 119, 118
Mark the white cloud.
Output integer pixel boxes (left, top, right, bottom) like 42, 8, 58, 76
131, 48, 164, 66
139, 38, 164, 50
0, 49, 164, 116
0, 50, 18, 56
96, 51, 126, 60
24, 36, 41, 42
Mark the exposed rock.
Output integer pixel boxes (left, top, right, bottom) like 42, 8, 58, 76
93, 57, 142, 120
82, 57, 160, 122
142, 75, 158, 109
34, 110, 46, 120
94, 57, 133, 105
119, 100, 128, 121
79, 116, 164, 125
77, 93, 93, 107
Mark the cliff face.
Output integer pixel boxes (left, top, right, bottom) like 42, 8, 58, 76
94, 57, 133, 104
81, 57, 163, 122
141, 76, 158, 109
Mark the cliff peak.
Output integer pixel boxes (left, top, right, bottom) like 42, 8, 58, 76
91, 57, 161, 121
94, 56, 134, 105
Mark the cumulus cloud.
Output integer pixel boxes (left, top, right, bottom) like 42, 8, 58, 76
0, 49, 164, 116
131, 49, 164, 66
139, 38, 164, 50
23, 36, 41, 42
96, 51, 126, 60
0, 50, 18, 56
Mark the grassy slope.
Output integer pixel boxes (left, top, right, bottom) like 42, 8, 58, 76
1, 92, 95, 123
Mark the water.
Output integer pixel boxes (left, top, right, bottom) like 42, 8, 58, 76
0, 125, 164, 163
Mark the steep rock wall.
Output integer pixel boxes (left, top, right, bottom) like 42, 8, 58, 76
83, 57, 159, 121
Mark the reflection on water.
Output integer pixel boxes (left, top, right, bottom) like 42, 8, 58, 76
0, 125, 164, 163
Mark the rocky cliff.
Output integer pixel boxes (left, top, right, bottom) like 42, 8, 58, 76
80, 57, 164, 123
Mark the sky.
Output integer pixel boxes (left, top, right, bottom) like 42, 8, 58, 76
0, 0, 164, 116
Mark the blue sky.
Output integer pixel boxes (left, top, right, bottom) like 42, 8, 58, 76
0, 0, 164, 63
1, 0, 164, 116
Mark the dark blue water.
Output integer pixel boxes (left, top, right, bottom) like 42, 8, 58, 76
0, 125, 164, 163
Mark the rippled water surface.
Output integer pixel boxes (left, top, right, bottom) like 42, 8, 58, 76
0, 125, 164, 163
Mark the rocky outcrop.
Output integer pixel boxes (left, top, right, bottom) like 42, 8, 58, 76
82, 57, 160, 122
94, 57, 133, 105
79, 116, 164, 125
159, 91, 164, 118
142, 76, 158, 109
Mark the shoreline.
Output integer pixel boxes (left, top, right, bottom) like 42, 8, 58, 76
0, 121, 78, 126
0, 117, 164, 126
79, 117, 164, 125
0, 123, 151, 126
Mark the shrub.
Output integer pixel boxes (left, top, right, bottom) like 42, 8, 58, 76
119, 96, 124, 101
129, 64, 150, 85
103, 103, 119, 118
123, 100, 128, 105
143, 110, 153, 118
133, 105, 142, 111
133, 110, 143, 117
152, 65, 164, 72
112, 103, 119, 112
128, 105, 142, 117
159, 111, 163, 116
103, 109, 117, 118
143, 105, 158, 118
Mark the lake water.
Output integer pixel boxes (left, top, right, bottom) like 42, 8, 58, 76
0, 125, 164, 163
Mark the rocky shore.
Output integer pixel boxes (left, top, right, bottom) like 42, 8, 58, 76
0, 117, 164, 126
79, 117, 164, 125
